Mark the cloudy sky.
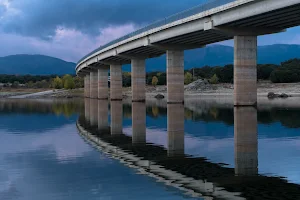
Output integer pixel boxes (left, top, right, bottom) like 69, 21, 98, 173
0, 0, 300, 62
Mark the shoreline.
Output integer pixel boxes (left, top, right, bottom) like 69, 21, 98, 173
1, 82, 299, 103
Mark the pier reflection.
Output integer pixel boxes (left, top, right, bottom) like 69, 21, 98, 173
90, 99, 98, 126
234, 107, 258, 176
84, 98, 90, 122
167, 104, 184, 157
132, 102, 146, 144
110, 100, 123, 135
98, 100, 108, 131
77, 100, 300, 200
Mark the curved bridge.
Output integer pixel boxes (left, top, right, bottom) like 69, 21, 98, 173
77, 0, 300, 105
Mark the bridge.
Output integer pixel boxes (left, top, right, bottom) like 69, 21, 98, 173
77, 99, 300, 200
76, 0, 300, 106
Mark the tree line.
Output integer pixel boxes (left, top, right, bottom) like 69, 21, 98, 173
1, 58, 299, 89
0, 74, 83, 89
142, 58, 300, 86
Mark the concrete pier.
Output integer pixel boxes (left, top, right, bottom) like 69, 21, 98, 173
131, 59, 146, 102
234, 106, 258, 176
89, 99, 98, 126
132, 102, 146, 144
98, 68, 108, 100
84, 75, 90, 98
84, 98, 90, 122
98, 100, 108, 131
110, 100, 123, 135
110, 65, 123, 101
167, 104, 185, 156
90, 71, 98, 99
234, 36, 257, 106
167, 50, 184, 104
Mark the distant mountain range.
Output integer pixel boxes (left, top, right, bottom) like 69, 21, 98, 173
1, 44, 300, 75
0, 55, 76, 75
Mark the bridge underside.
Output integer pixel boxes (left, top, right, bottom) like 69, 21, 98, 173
78, 0, 300, 106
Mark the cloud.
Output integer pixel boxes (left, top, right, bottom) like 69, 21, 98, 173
0, 23, 137, 62
0, 0, 204, 39
0, 0, 300, 62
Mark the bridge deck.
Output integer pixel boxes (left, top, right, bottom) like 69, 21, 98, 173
76, 0, 300, 74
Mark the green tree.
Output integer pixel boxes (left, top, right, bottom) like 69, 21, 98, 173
52, 76, 63, 89
12, 81, 20, 88
26, 81, 34, 88
257, 64, 277, 80
210, 74, 219, 84
184, 72, 193, 85
74, 76, 84, 88
122, 72, 131, 87
63, 74, 75, 89
152, 76, 158, 87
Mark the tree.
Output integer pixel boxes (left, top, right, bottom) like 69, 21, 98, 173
63, 74, 75, 89
257, 64, 277, 80
26, 81, 34, 88
184, 72, 193, 85
74, 76, 84, 88
209, 74, 219, 84
52, 76, 63, 89
122, 72, 131, 87
12, 81, 20, 88
152, 76, 158, 87
219, 65, 233, 83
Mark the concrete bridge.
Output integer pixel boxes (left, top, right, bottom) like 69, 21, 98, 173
77, 99, 300, 199
76, 0, 300, 106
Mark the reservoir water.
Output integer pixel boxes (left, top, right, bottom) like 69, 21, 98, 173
0, 98, 300, 199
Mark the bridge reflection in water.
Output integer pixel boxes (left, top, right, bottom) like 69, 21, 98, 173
78, 99, 300, 200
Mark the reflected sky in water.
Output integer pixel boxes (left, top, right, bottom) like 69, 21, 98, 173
1, 99, 300, 199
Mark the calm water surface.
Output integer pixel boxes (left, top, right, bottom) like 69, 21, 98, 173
0, 99, 300, 200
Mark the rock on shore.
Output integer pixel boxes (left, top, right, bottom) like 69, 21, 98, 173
267, 92, 290, 99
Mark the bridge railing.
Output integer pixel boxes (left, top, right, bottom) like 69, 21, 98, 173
77, 0, 236, 65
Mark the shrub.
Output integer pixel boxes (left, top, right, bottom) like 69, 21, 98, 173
209, 74, 219, 84
152, 76, 158, 87
184, 72, 193, 85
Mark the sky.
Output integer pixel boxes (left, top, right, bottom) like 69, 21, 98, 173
0, 0, 300, 63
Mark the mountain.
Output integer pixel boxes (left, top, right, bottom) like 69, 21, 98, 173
123, 44, 300, 72
1, 44, 300, 75
0, 55, 76, 75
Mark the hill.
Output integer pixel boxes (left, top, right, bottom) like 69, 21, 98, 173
0, 55, 76, 75
1, 44, 300, 75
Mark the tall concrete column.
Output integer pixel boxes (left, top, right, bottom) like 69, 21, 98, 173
84, 76, 87, 97
110, 100, 123, 135
90, 71, 98, 99
90, 99, 98, 126
132, 102, 146, 144
234, 36, 257, 106
167, 104, 184, 157
110, 65, 123, 100
234, 106, 258, 176
98, 68, 108, 100
131, 59, 146, 102
85, 75, 90, 98
84, 98, 90, 122
167, 50, 184, 104
98, 99, 108, 131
